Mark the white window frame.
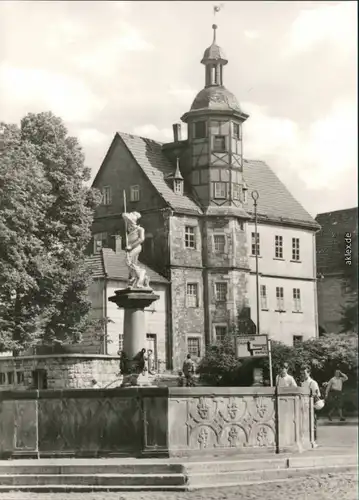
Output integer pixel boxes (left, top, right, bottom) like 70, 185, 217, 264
293, 288, 301, 312
184, 226, 196, 249
187, 335, 202, 358
251, 232, 260, 256
232, 183, 240, 200
186, 283, 199, 308
233, 123, 241, 140
215, 282, 228, 302
93, 232, 107, 253
275, 235, 283, 259
174, 179, 183, 195
292, 238, 300, 261
102, 186, 112, 206
276, 286, 285, 311
130, 185, 140, 202
213, 234, 226, 253
214, 181, 226, 199
213, 324, 228, 343
260, 284, 268, 310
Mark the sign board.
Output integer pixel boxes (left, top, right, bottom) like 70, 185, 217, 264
236, 334, 269, 359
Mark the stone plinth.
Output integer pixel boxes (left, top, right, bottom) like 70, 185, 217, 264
108, 288, 159, 386
0, 386, 314, 459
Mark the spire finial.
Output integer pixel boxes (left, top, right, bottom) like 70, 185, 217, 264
212, 24, 217, 44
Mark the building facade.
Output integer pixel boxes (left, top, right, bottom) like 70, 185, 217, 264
90, 25, 320, 369
316, 208, 358, 334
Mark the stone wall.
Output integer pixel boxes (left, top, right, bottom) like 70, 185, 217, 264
0, 355, 121, 391
317, 273, 354, 334
0, 386, 314, 459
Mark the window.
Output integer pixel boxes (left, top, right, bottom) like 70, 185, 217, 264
243, 188, 248, 203
7, 372, 14, 385
233, 123, 241, 139
213, 135, 226, 152
293, 288, 301, 312
214, 182, 226, 199
32, 369, 47, 390
185, 226, 196, 249
260, 285, 268, 310
102, 186, 112, 205
292, 238, 300, 261
174, 179, 183, 195
186, 283, 199, 308
0, 373, 5, 385
232, 184, 240, 200
213, 234, 226, 253
146, 333, 157, 370
215, 282, 227, 302
215, 325, 227, 343
16, 371, 24, 384
130, 185, 140, 202
251, 232, 260, 256
275, 235, 283, 258
93, 232, 108, 253
293, 335, 303, 346
194, 121, 206, 139
276, 287, 285, 311
187, 337, 201, 358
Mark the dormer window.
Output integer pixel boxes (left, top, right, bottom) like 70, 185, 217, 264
174, 179, 183, 195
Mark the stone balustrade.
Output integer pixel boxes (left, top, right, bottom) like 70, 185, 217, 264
0, 386, 314, 459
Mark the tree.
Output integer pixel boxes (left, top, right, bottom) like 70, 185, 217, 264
340, 294, 358, 333
0, 112, 101, 352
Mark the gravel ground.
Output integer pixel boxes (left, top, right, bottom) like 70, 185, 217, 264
0, 473, 357, 500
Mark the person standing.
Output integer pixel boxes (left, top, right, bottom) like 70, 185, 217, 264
182, 354, 196, 387
325, 369, 348, 421
275, 362, 297, 387
300, 366, 322, 447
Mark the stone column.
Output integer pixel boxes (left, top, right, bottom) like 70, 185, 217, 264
109, 288, 159, 387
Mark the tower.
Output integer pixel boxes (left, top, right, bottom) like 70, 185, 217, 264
181, 24, 249, 214
180, 24, 251, 343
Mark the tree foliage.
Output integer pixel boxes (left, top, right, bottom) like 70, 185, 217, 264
339, 294, 358, 333
197, 333, 358, 388
0, 112, 101, 352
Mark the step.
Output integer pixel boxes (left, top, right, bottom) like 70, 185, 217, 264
0, 473, 187, 487
0, 463, 184, 475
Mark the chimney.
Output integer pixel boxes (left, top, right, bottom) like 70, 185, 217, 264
172, 123, 182, 142
114, 235, 122, 253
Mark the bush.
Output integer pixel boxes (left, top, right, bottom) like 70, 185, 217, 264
198, 333, 358, 388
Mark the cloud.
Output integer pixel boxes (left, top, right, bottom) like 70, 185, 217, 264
167, 85, 197, 107
0, 64, 106, 123
132, 124, 174, 142
243, 98, 357, 192
283, 2, 356, 56
77, 128, 110, 147
72, 25, 154, 77
244, 30, 260, 40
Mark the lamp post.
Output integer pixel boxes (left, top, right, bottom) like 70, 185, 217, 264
251, 190, 260, 335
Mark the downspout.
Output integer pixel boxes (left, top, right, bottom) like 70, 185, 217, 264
167, 209, 174, 371
313, 231, 319, 338
103, 276, 108, 354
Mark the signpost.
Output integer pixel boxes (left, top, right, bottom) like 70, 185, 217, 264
236, 334, 273, 386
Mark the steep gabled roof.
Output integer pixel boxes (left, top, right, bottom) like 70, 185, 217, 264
86, 248, 169, 284
118, 132, 202, 215
243, 159, 319, 229
315, 207, 358, 273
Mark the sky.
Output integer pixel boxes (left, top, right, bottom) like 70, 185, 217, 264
0, 0, 357, 217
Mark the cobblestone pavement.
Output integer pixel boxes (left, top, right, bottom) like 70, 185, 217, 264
0, 473, 357, 500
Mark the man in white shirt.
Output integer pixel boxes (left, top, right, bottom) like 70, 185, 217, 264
275, 362, 297, 388
325, 369, 348, 421
300, 366, 321, 446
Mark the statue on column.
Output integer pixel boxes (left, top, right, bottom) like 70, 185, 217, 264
122, 211, 151, 289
